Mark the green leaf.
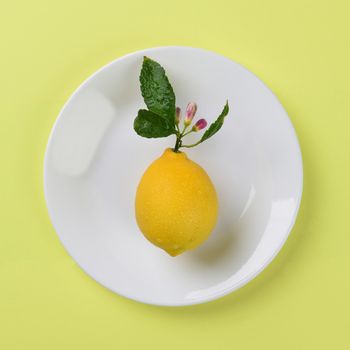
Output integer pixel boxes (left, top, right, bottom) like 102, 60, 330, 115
134, 109, 176, 138
140, 56, 176, 124
200, 101, 229, 143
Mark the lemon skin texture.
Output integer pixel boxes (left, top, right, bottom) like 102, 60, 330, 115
135, 148, 218, 256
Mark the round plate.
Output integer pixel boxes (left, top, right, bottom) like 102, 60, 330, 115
44, 47, 303, 306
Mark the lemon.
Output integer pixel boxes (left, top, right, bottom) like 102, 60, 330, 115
135, 148, 218, 256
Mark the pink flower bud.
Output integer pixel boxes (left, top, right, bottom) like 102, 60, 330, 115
184, 102, 197, 125
175, 107, 181, 124
192, 118, 207, 131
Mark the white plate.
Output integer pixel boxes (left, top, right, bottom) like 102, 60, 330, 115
44, 47, 303, 306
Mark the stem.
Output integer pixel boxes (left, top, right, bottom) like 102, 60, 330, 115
174, 135, 182, 152
180, 124, 189, 137
182, 129, 193, 137
173, 124, 197, 152
180, 140, 202, 148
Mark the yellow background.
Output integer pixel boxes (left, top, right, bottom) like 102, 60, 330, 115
1, 0, 349, 348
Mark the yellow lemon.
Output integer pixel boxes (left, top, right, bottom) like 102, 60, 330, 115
135, 148, 218, 256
